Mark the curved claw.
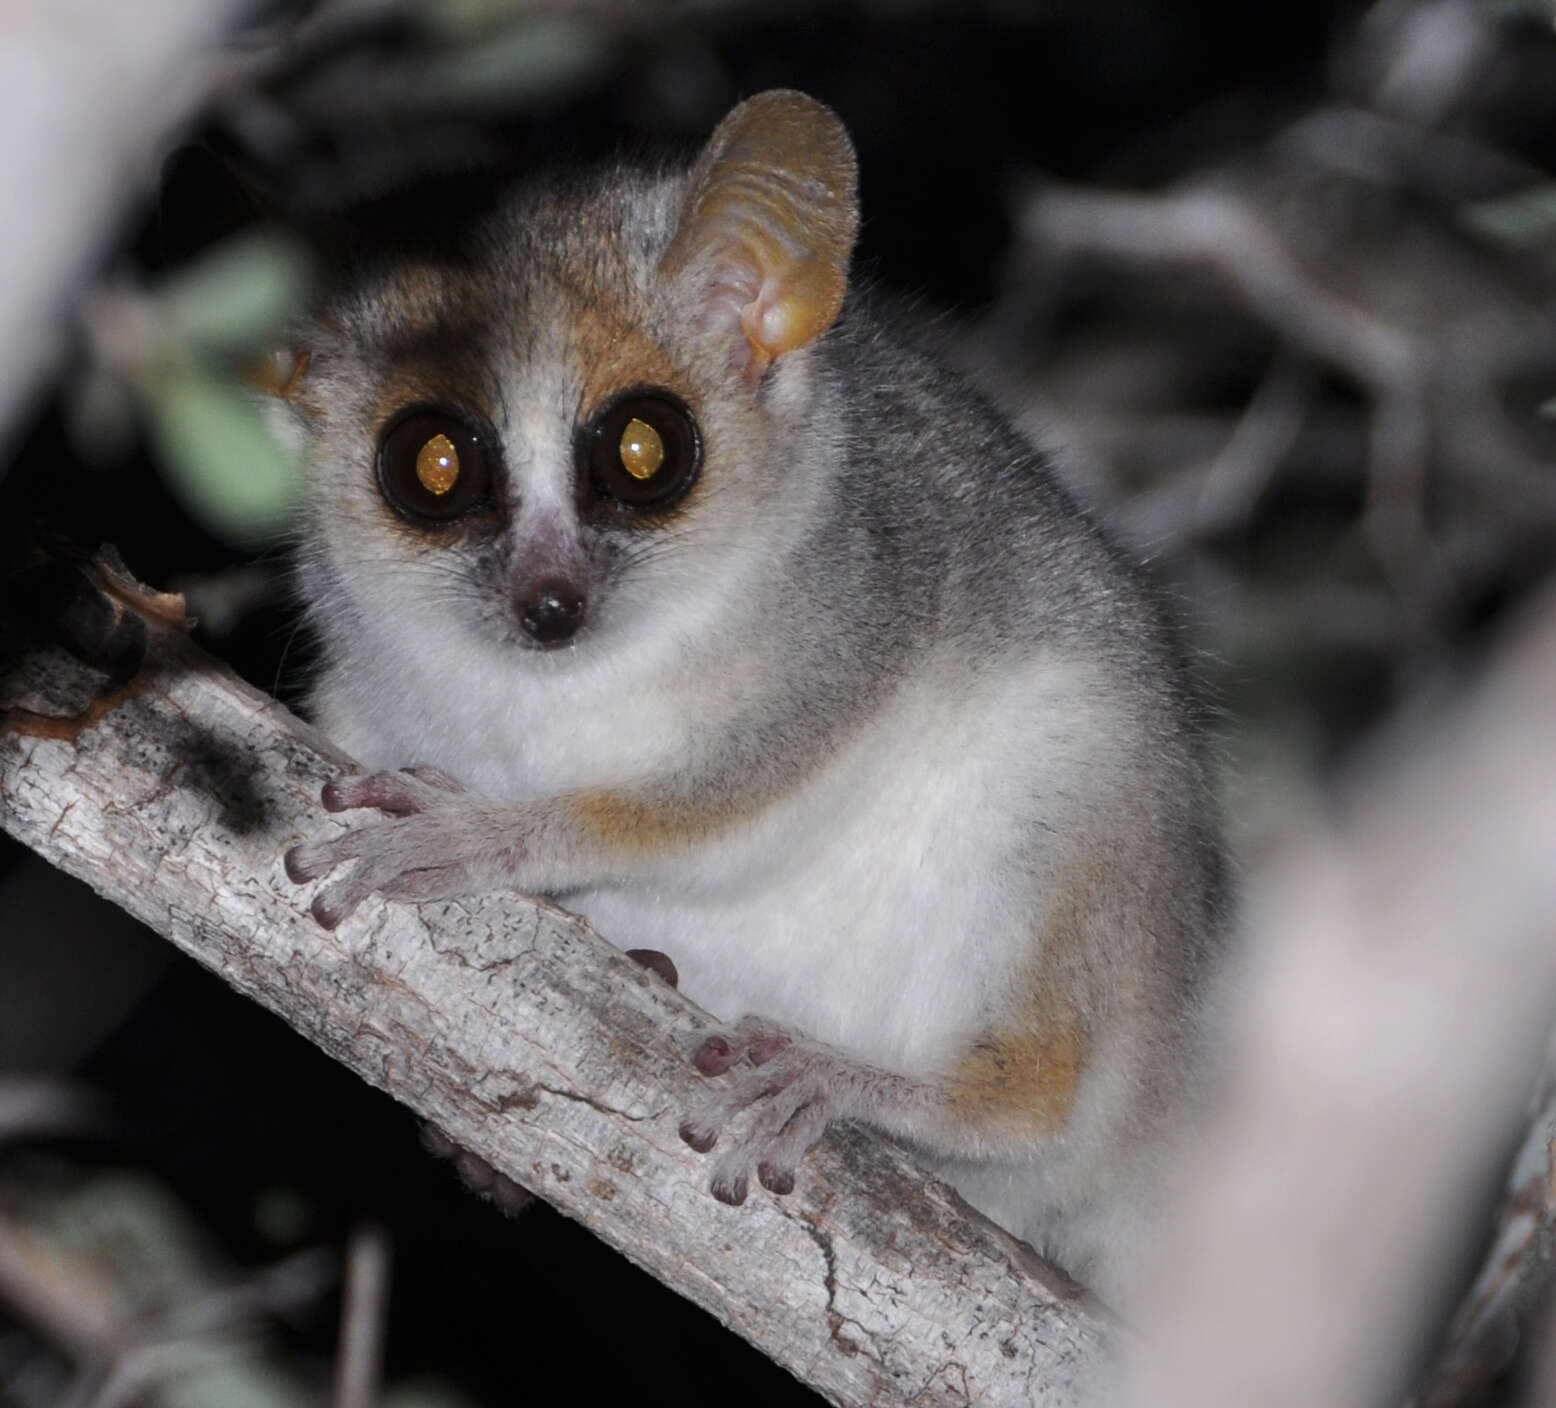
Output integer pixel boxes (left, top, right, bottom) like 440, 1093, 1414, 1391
757, 1162, 795, 1196
310, 888, 350, 931
283, 843, 320, 884
284, 827, 373, 883
320, 766, 469, 816
693, 1035, 736, 1076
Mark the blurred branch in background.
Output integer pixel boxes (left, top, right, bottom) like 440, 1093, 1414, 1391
996, 157, 1554, 649
0, 1084, 102, 1149
0, 0, 251, 439
1120, 585, 1556, 1408
980, 6, 1556, 1396
0, 1157, 338, 1408
331, 1224, 390, 1408
970, 0, 1556, 821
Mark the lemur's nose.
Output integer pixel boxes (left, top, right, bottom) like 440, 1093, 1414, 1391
518, 581, 586, 645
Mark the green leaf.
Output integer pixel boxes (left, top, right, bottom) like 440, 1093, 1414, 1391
1460, 183, 1556, 248
164, 1355, 314, 1408
139, 371, 303, 544
421, 15, 610, 105
381, 1376, 484, 1408
155, 231, 315, 357
44, 1171, 208, 1301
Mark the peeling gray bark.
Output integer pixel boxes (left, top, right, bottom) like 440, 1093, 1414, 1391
0, 626, 1111, 1407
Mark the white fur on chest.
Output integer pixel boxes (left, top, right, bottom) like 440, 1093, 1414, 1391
317, 628, 1113, 1076
314, 607, 706, 797
575, 671, 1064, 1066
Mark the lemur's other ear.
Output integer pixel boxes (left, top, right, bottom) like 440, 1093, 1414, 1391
660, 90, 859, 383
251, 345, 310, 402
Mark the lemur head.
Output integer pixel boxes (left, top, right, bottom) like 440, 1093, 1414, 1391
268, 91, 858, 660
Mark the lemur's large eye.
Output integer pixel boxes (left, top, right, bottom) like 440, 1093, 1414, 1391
376, 404, 494, 524
582, 389, 701, 510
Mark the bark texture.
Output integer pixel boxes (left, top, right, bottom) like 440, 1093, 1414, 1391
0, 614, 1110, 1408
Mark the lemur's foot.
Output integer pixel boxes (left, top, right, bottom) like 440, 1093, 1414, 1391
679, 1016, 857, 1203
285, 768, 509, 928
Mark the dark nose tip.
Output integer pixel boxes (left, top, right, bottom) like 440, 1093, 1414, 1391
518, 581, 585, 645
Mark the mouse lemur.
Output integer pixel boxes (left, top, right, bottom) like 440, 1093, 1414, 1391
277, 89, 1228, 1306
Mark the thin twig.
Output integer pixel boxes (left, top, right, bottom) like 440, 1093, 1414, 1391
1020, 184, 1424, 394
1193, 350, 1314, 540
0, 1081, 102, 1146
0, 1213, 118, 1361
1362, 387, 1452, 639
332, 1224, 391, 1408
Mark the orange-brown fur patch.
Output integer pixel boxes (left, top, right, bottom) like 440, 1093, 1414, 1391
945, 849, 1119, 1139
559, 281, 714, 525
564, 786, 763, 855
368, 369, 496, 445
569, 302, 685, 418
251, 346, 311, 402
948, 1005, 1089, 1140
382, 263, 451, 316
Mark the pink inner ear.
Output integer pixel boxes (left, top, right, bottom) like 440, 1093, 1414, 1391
697, 257, 843, 385
710, 266, 832, 385
700, 268, 774, 385
739, 278, 788, 357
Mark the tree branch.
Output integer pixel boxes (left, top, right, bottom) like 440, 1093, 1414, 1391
1118, 586, 1556, 1408
0, 575, 1110, 1408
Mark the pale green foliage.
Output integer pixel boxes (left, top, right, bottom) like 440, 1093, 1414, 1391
418, 12, 610, 103
381, 1376, 483, 1408
1460, 182, 1556, 247
157, 233, 314, 360
75, 230, 317, 545
140, 368, 304, 544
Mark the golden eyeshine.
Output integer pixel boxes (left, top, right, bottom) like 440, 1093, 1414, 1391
619, 417, 665, 480
416, 434, 459, 495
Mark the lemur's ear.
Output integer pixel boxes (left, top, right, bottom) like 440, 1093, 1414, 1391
660, 90, 859, 383
251, 345, 310, 402
249, 343, 315, 472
